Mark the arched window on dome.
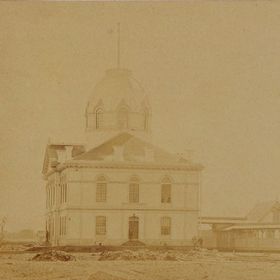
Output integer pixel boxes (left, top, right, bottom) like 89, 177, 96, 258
118, 107, 129, 129
96, 108, 104, 129
143, 109, 149, 131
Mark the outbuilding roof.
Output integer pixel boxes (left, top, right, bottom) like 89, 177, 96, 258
246, 201, 280, 222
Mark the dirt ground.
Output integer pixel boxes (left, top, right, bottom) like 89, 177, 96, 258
1, 251, 280, 280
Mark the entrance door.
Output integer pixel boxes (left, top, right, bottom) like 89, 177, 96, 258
129, 215, 139, 240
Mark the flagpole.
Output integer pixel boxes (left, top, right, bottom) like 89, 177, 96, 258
117, 22, 120, 68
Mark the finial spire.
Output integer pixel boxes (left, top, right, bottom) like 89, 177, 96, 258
117, 22, 120, 68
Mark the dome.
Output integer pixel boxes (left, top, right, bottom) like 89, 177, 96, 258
85, 68, 151, 139
86, 68, 150, 113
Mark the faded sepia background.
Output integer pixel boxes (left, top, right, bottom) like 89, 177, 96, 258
1, 1, 280, 232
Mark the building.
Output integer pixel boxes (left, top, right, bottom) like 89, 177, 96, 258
201, 200, 280, 252
42, 68, 203, 246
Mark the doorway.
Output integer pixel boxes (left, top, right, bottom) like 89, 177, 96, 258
128, 215, 139, 240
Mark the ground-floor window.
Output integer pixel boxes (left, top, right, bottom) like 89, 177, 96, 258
161, 216, 171, 236
96, 216, 106, 235
49, 217, 55, 238
60, 216, 67, 236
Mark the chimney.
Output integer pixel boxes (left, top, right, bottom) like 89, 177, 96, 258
65, 146, 73, 160
113, 146, 124, 161
144, 146, 154, 162
56, 150, 66, 163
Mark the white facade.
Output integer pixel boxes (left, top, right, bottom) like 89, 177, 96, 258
42, 67, 203, 247
45, 164, 201, 246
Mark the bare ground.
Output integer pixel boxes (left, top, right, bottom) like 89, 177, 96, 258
1, 251, 280, 280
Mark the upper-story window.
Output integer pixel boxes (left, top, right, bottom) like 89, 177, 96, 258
129, 176, 139, 203
47, 180, 56, 207
60, 174, 67, 204
96, 108, 104, 129
161, 216, 171, 235
46, 184, 50, 209
161, 177, 171, 203
118, 107, 129, 129
52, 184, 55, 206
96, 176, 107, 202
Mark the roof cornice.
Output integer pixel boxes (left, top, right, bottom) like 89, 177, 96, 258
43, 160, 203, 177
67, 160, 203, 170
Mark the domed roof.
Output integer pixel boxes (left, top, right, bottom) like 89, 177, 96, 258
87, 68, 150, 113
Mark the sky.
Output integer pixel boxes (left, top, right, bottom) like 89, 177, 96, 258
1, 1, 280, 232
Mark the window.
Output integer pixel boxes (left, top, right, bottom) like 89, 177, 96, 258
49, 184, 52, 207
48, 180, 56, 207
118, 107, 129, 129
48, 186, 51, 208
129, 177, 139, 203
161, 177, 171, 203
60, 184, 62, 204
46, 185, 50, 208
49, 217, 52, 237
60, 174, 67, 204
96, 216, 106, 235
96, 176, 107, 202
52, 185, 55, 206
96, 108, 104, 129
49, 217, 54, 237
59, 217, 61, 236
59, 216, 67, 236
61, 179, 63, 204
161, 217, 171, 235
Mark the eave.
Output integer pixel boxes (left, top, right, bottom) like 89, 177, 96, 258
44, 160, 204, 178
